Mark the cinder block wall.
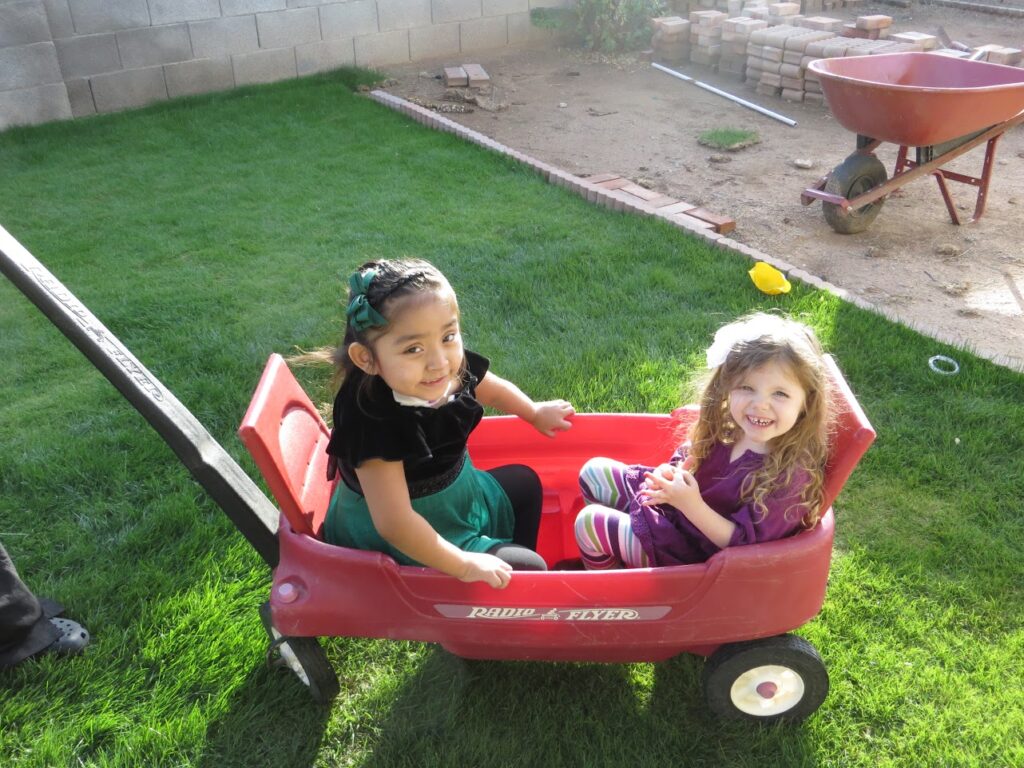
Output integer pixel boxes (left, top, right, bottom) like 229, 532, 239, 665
0, 0, 567, 131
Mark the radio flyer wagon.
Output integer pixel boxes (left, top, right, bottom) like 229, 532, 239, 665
801, 52, 1024, 233
1, 225, 874, 724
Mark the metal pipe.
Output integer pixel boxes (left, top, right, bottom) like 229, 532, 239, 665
652, 62, 798, 127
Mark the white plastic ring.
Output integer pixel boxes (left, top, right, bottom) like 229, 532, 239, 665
928, 355, 959, 375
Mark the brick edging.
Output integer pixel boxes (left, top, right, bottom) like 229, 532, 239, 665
368, 89, 1024, 374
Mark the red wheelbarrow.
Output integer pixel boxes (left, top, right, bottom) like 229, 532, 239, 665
801, 52, 1024, 233
238, 353, 874, 721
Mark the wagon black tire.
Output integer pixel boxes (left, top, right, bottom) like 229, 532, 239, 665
702, 635, 829, 722
823, 153, 888, 234
259, 602, 340, 704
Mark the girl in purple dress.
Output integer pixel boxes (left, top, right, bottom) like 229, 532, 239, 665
574, 313, 834, 568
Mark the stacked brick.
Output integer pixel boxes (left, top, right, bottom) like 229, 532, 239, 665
689, 10, 727, 67
766, 2, 801, 26
970, 44, 1023, 65
651, 16, 692, 64
841, 14, 891, 40
746, 25, 832, 100
720, 17, 768, 79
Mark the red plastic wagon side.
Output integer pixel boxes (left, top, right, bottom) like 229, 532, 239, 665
239, 354, 874, 720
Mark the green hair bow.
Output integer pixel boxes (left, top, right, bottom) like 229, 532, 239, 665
346, 269, 387, 331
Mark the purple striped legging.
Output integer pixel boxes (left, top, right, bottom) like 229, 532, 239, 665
574, 457, 651, 569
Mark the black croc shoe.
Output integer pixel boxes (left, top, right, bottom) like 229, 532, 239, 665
45, 617, 89, 655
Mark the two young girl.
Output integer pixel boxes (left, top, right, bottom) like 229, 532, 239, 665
314, 259, 832, 585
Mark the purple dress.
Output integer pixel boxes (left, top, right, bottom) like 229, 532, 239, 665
627, 442, 811, 566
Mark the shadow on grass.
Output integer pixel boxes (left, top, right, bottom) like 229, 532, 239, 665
197, 662, 331, 768
357, 646, 817, 768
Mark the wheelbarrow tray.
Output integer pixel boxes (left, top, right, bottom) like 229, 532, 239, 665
241, 353, 875, 663
808, 52, 1024, 146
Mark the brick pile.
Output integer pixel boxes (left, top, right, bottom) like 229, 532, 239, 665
746, 25, 832, 99
720, 17, 768, 78
689, 10, 727, 67
651, 16, 692, 63
840, 13, 891, 40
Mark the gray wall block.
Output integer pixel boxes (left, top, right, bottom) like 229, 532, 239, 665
460, 14, 505, 50
54, 32, 119, 78
66, 0, 150, 34
409, 21, 459, 59
232, 46, 296, 85
0, 82, 71, 129
377, 0, 430, 32
431, 0, 480, 24
63, 75, 95, 115
164, 56, 234, 97
319, 1, 378, 40
189, 15, 259, 58
507, 10, 555, 45
482, 0, 526, 16
295, 37, 354, 74
90, 65, 167, 112
149, 0, 221, 25
0, 1, 51, 47
117, 24, 192, 69
0, 41, 62, 90
257, 7, 320, 49
42, 0, 75, 39
221, 0, 286, 15
354, 29, 408, 66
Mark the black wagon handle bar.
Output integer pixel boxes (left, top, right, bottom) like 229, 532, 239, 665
0, 223, 279, 567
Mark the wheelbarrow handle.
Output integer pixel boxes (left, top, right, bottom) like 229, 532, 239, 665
0, 224, 280, 567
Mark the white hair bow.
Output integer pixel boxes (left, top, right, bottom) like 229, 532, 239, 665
705, 314, 787, 368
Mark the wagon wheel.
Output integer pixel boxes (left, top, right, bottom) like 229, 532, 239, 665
823, 154, 888, 234
259, 602, 340, 704
702, 634, 829, 722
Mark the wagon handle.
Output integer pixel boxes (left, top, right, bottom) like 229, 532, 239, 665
0, 223, 280, 567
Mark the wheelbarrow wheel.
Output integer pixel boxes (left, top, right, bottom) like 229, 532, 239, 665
823, 154, 887, 234
702, 634, 829, 722
259, 602, 340, 704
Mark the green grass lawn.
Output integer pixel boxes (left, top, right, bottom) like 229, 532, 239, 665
1, 69, 1022, 768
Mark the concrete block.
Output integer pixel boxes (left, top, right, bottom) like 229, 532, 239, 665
354, 29, 410, 66
189, 15, 260, 58
232, 46, 297, 85
54, 33, 119, 78
377, 0, 431, 31
320, 1, 379, 39
149, 0, 221, 25
164, 56, 234, 96
221, 0, 287, 14
296, 37, 356, 73
90, 66, 168, 112
508, 11, 558, 45
433, 0, 482, 23
483, 0, 527, 16
0, 1, 51, 47
117, 24, 193, 68
64, 77, 95, 116
0, 82, 71, 129
460, 14, 507, 51
889, 31, 938, 50
66, 0, 150, 34
410, 24, 461, 60
43, 0, 75, 39
0, 42, 62, 90
257, 7, 320, 48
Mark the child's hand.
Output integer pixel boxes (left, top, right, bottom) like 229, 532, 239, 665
530, 400, 575, 437
459, 552, 513, 589
641, 462, 701, 513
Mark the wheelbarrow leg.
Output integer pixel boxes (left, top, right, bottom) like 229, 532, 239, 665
931, 172, 961, 226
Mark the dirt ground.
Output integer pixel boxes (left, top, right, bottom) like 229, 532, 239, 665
380, 3, 1024, 371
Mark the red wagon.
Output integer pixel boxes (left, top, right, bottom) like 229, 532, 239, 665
239, 353, 874, 721
801, 52, 1024, 233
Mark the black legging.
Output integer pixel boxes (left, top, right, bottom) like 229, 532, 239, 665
485, 464, 546, 571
